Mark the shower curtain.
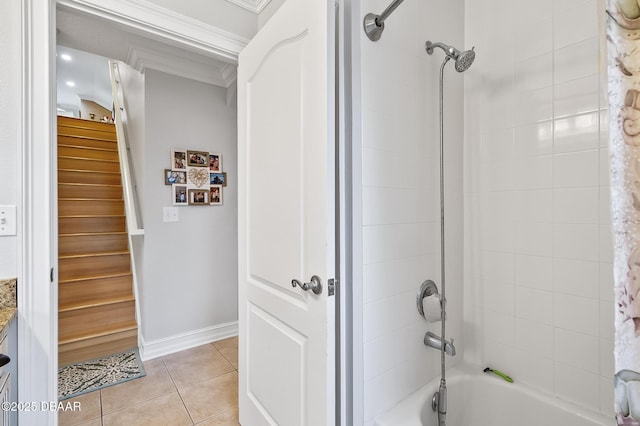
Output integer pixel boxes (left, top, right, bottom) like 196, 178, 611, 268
607, 1, 640, 424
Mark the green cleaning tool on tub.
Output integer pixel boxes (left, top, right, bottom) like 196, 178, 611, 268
483, 367, 514, 383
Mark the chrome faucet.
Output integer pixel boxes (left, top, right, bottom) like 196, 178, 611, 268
424, 331, 456, 356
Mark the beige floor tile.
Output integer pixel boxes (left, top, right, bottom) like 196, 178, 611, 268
102, 391, 192, 426
212, 337, 238, 369
71, 418, 102, 426
101, 358, 176, 415
212, 336, 237, 352
180, 371, 238, 424
197, 407, 239, 425
58, 391, 102, 426
217, 345, 238, 370
163, 344, 235, 389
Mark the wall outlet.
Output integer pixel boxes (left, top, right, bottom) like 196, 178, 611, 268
163, 207, 179, 223
0, 206, 16, 236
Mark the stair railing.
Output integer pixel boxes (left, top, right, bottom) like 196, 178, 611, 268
109, 60, 144, 346
109, 61, 144, 235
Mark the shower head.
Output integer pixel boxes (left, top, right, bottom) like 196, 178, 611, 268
425, 41, 475, 72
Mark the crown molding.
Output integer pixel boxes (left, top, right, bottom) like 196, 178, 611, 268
220, 63, 238, 85
126, 45, 237, 88
225, 0, 272, 14
57, 0, 249, 64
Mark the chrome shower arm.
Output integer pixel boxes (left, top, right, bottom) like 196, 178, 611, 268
377, 0, 405, 25
363, 0, 406, 41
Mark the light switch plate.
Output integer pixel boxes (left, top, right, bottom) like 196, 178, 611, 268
0, 205, 16, 236
163, 207, 179, 223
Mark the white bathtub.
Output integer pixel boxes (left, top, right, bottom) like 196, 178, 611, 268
374, 363, 612, 426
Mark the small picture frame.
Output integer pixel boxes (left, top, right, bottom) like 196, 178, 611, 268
209, 172, 227, 187
187, 150, 209, 167
189, 188, 210, 205
172, 185, 188, 206
210, 184, 222, 205
209, 153, 222, 172
171, 149, 187, 171
164, 169, 186, 185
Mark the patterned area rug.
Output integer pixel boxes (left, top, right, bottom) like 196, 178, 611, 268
58, 348, 146, 400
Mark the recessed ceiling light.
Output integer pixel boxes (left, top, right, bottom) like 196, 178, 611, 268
66, 81, 75, 87
60, 53, 72, 61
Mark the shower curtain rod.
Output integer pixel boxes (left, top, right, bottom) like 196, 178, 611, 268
363, 0, 406, 41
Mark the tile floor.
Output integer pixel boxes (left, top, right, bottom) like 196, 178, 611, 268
59, 336, 239, 426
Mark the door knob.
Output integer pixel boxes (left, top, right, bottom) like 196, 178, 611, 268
291, 275, 322, 295
291, 279, 307, 290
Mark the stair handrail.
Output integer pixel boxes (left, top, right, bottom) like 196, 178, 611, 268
109, 60, 144, 351
108, 61, 144, 235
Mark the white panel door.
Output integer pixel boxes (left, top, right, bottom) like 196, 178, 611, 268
237, 0, 336, 425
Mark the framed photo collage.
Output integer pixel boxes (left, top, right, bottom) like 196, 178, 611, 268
166, 149, 226, 206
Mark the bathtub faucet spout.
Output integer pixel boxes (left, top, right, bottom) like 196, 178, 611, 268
424, 331, 456, 356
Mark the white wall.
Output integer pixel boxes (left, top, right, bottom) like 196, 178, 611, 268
141, 70, 238, 345
0, 0, 21, 278
358, 0, 465, 423
464, 0, 613, 416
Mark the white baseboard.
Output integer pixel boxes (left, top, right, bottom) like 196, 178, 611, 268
139, 321, 238, 361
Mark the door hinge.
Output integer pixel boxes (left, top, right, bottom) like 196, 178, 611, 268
328, 278, 337, 296
50, 268, 54, 283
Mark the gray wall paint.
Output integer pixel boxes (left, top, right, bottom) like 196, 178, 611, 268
142, 70, 238, 341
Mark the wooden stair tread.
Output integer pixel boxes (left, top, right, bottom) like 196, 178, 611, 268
59, 321, 138, 345
60, 231, 127, 237
59, 170, 123, 186
59, 168, 120, 175
59, 250, 129, 260
58, 155, 119, 163
59, 272, 132, 284
57, 119, 115, 128
59, 182, 122, 188
59, 295, 135, 313
58, 328, 138, 365
57, 116, 116, 131
58, 147, 119, 162
59, 199, 124, 205
59, 183, 124, 200
57, 130, 116, 140
58, 134, 117, 142
59, 198, 124, 202
57, 114, 138, 362
59, 214, 125, 218
58, 144, 118, 152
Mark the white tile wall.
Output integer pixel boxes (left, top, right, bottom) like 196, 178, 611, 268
360, 0, 614, 420
464, 0, 614, 417
360, 0, 465, 422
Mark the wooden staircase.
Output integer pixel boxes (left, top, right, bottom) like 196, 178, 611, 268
57, 116, 138, 366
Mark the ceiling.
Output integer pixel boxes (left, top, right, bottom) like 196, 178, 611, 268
56, 45, 113, 115
55, 2, 245, 114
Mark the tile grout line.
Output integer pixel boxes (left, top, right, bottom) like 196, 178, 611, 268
159, 355, 197, 424
65, 340, 239, 425
100, 390, 104, 426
